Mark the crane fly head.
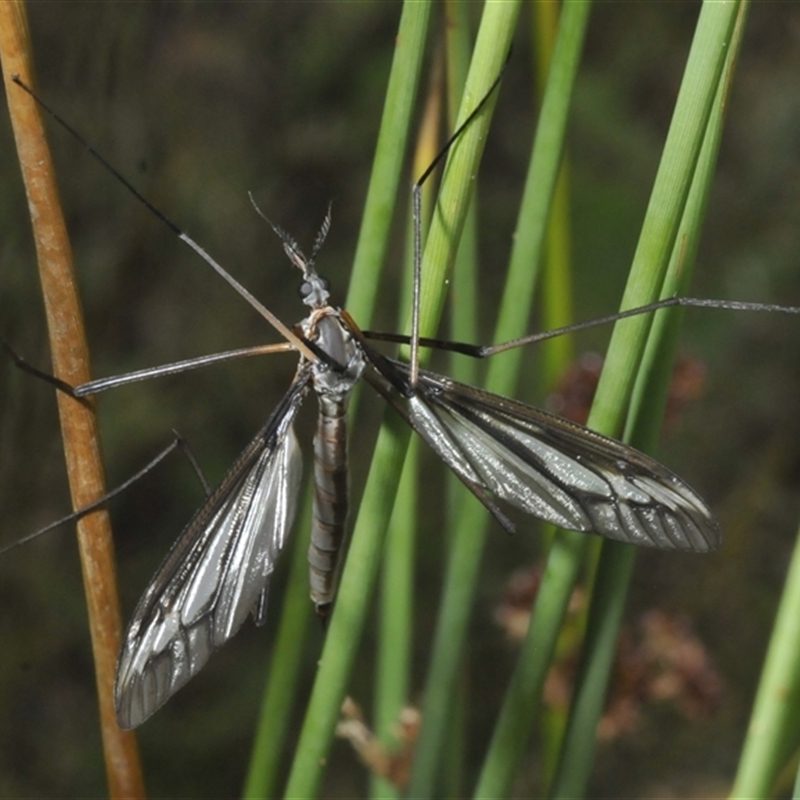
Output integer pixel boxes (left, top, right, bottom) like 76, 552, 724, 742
248, 191, 333, 308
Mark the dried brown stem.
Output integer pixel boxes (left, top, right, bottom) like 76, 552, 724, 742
0, 3, 145, 796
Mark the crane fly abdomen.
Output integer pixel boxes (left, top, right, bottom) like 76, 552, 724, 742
309, 392, 351, 615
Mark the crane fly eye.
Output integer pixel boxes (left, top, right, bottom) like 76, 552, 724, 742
299, 277, 330, 300
308, 277, 330, 292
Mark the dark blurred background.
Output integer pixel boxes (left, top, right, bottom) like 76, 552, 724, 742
1, 3, 799, 797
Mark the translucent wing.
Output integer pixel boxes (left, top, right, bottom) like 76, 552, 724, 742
378, 362, 720, 552
115, 375, 309, 729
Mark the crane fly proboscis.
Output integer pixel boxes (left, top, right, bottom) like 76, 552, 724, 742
5, 58, 800, 735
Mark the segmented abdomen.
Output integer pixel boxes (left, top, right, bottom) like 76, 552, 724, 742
308, 393, 350, 613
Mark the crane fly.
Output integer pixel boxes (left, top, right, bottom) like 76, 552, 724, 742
8, 72, 731, 730
105, 216, 722, 729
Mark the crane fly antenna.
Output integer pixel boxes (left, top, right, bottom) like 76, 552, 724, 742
248, 191, 307, 268
11, 75, 315, 362
247, 192, 332, 281
308, 201, 333, 268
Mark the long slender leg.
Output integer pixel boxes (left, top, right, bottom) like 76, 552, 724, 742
10, 76, 316, 362
1, 335, 81, 397
408, 59, 509, 389
75, 343, 295, 396
364, 296, 800, 361
0, 433, 208, 557
2, 335, 295, 397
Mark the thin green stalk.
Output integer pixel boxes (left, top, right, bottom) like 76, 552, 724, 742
530, 0, 578, 783
477, 4, 736, 797
733, 113, 800, 770
549, 6, 745, 796
445, 0, 479, 389
795, 756, 800, 800
628, 2, 748, 437
408, 3, 586, 795
344, 2, 431, 325
533, 0, 575, 393
734, 517, 800, 798
282, 7, 515, 796
370, 62, 443, 798
372, 439, 418, 800
441, 8, 479, 795
241, 487, 314, 798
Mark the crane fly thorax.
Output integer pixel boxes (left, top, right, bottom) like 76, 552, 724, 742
300, 307, 366, 401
